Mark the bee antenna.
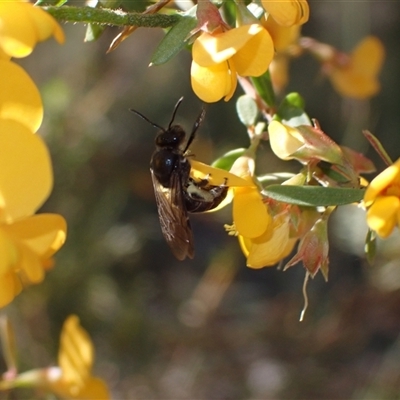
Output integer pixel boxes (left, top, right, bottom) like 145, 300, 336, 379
130, 108, 165, 131
168, 96, 184, 129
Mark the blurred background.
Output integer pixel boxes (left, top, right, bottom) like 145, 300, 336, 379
5, 1, 400, 399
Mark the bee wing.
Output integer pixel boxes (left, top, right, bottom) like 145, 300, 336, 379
150, 169, 194, 260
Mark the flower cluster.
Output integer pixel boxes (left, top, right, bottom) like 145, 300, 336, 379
0, 0, 66, 307
187, 0, 383, 102
190, 0, 309, 102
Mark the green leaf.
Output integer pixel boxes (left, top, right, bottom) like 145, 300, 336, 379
211, 148, 247, 171
236, 95, 258, 127
276, 92, 311, 127
221, 0, 237, 28
150, 15, 196, 66
263, 185, 365, 206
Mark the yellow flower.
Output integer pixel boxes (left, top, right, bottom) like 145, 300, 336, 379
328, 36, 384, 99
0, 120, 66, 307
261, 0, 309, 27
191, 24, 274, 102
268, 120, 304, 161
229, 155, 271, 238
0, 0, 66, 307
47, 315, 110, 400
0, 59, 43, 133
0, 316, 109, 399
268, 120, 347, 168
364, 159, 400, 238
227, 155, 296, 268
0, 0, 64, 59
190, 155, 295, 268
239, 214, 297, 268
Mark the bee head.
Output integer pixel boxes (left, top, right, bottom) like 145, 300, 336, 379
155, 125, 186, 148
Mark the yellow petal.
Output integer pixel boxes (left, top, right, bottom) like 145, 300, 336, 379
297, 0, 309, 25
191, 59, 234, 103
15, 241, 44, 283
268, 120, 304, 160
0, 215, 61, 285
190, 160, 253, 187
71, 377, 110, 400
269, 55, 289, 93
330, 70, 379, 99
0, 1, 36, 57
28, 5, 65, 44
223, 59, 237, 101
0, 1, 64, 58
366, 196, 400, 238
0, 120, 53, 222
351, 36, 385, 77
193, 25, 265, 67
231, 26, 274, 76
49, 316, 110, 399
59, 315, 94, 387
262, 0, 309, 27
364, 159, 400, 206
263, 16, 301, 51
239, 217, 297, 268
0, 228, 18, 275
233, 186, 271, 238
51, 376, 110, 400
0, 60, 43, 132
330, 36, 384, 99
0, 46, 10, 60
0, 270, 22, 308
2, 214, 67, 259
229, 154, 256, 180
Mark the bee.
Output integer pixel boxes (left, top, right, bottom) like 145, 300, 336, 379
131, 97, 228, 260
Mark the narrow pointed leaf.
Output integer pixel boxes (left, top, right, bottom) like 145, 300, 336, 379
150, 16, 196, 65
263, 185, 365, 206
